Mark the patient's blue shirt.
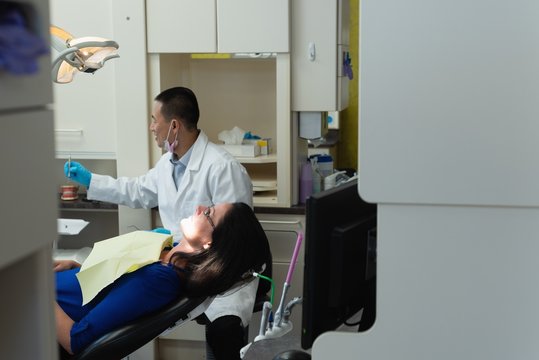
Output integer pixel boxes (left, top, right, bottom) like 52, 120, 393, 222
56, 262, 182, 354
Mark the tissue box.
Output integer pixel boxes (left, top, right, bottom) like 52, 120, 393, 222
220, 143, 261, 157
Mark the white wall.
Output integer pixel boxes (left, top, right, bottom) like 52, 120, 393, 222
50, 0, 152, 234
314, 0, 539, 359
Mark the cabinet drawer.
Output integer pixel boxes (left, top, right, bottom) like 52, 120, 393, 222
257, 214, 304, 261
264, 229, 304, 264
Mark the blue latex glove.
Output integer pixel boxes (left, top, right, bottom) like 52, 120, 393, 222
150, 228, 171, 235
64, 161, 92, 187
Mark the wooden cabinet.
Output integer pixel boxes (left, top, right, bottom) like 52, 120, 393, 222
217, 0, 289, 53
53, 76, 118, 159
291, 0, 350, 111
146, 0, 215, 53
148, 53, 294, 207
146, 0, 289, 53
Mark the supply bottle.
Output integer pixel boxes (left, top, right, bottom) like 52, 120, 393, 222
299, 161, 313, 204
311, 158, 321, 194
316, 154, 334, 178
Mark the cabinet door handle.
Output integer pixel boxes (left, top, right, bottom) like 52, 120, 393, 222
259, 220, 301, 225
56, 129, 83, 135
308, 42, 316, 61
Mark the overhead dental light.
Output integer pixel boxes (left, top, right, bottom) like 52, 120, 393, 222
50, 25, 119, 84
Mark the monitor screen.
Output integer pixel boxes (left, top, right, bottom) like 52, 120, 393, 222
301, 179, 377, 350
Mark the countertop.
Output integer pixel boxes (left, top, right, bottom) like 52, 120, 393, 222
58, 194, 118, 210
59, 193, 304, 215
254, 205, 305, 215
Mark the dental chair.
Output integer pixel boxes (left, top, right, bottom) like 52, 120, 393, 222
59, 295, 213, 360
59, 253, 273, 360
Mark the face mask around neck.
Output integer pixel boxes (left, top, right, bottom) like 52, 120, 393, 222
164, 121, 178, 153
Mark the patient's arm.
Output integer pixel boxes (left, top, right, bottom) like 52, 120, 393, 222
56, 302, 75, 354
53, 259, 81, 272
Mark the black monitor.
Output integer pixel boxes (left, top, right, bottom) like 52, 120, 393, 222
301, 179, 377, 350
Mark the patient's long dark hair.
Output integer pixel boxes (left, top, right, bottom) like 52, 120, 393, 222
169, 202, 271, 297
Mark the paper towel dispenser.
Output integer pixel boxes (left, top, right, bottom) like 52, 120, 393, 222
299, 111, 328, 140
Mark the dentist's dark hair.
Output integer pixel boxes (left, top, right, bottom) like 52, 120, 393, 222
154, 86, 200, 130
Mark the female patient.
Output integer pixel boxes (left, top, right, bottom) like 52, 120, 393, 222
54, 202, 270, 355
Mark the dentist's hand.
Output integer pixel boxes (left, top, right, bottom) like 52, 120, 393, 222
64, 161, 92, 187
150, 228, 171, 235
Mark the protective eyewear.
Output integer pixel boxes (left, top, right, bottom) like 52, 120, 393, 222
203, 205, 215, 229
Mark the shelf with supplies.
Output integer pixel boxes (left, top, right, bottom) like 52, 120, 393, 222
228, 151, 278, 205
253, 191, 278, 206
235, 153, 277, 164
148, 52, 293, 207
242, 159, 278, 206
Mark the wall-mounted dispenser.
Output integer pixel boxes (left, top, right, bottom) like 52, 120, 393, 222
298, 111, 328, 140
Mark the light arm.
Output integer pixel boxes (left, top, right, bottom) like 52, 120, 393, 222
50, 25, 119, 83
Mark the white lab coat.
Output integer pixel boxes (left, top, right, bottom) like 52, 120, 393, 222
87, 130, 258, 326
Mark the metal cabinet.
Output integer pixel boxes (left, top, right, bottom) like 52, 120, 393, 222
0, 0, 58, 358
